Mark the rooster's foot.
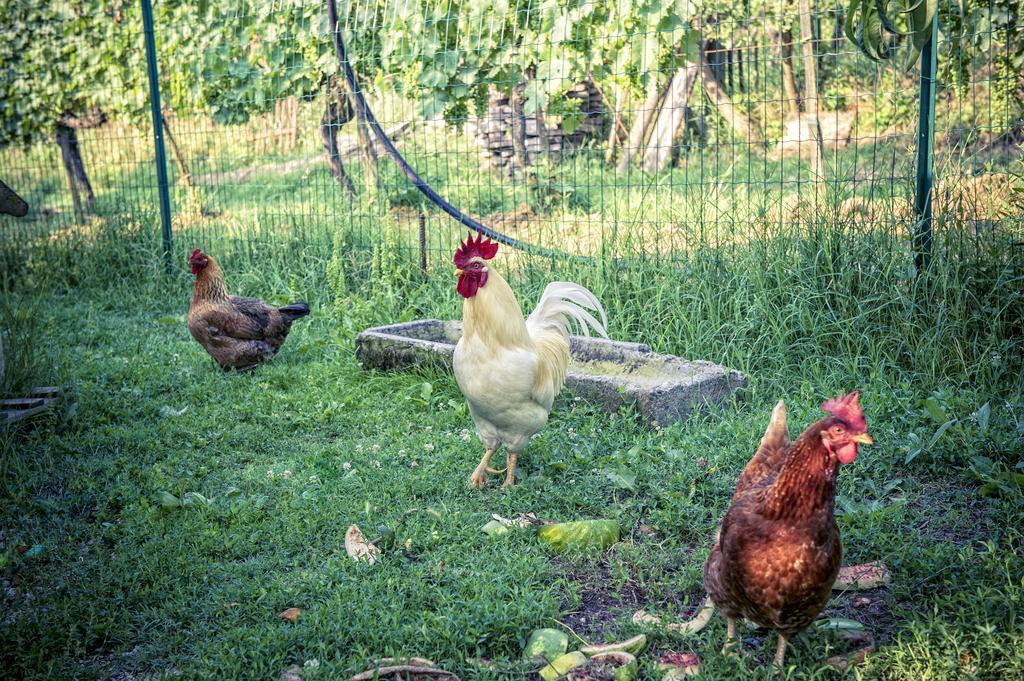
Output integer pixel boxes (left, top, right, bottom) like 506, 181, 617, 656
469, 448, 497, 489
501, 452, 519, 487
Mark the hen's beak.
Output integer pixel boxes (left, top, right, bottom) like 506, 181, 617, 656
455, 269, 464, 276
852, 432, 873, 445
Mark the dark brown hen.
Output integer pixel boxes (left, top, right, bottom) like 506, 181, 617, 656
187, 249, 309, 371
703, 393, 872, 667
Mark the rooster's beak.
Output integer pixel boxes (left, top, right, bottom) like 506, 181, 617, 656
455, 269, 464, 276
852, 433, 873, 445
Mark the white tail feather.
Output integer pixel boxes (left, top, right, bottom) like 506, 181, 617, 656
526, 281, 609, 341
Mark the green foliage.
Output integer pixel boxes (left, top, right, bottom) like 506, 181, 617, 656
369, 0, 700, 121
845, 0, 938, 68
0, 1, 145, 145
939, 0, 1024, 121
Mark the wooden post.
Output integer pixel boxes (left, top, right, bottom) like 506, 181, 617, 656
604, 84, 624, 165
797, 0, 825, 204
161, 112, 193, 188
643, 63, 699, 172
618, 80, 667, 171
780, 29, 801, 118
510, 82, 530, 172
56, 125, 85, 223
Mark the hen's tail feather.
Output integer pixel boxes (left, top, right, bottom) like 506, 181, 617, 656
278, 302, 311, 321
526, 282, 609, 341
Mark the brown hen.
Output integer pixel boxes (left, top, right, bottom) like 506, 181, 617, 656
187, 249, 309, 371
703, 392, 872, 666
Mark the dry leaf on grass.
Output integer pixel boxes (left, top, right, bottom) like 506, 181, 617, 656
280, 665, 303, 681
278, 607, 301, 622
572, 652, 638, 681
345, 524, 380, 564
658, 652, 701, 678
826, 637, 875, 671
371, 657, 437, 669
491, 512, 550, 527
834, 561, 891, 590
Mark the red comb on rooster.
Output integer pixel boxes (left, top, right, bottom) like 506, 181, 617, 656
453, 232, 499, 269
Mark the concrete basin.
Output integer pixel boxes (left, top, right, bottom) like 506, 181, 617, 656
355, 319, 746, 426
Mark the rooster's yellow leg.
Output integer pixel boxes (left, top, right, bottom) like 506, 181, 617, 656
773, 634, 788, 667
722, 617, 738, 656
469, 449, 496, 489
502, 452, 519, 487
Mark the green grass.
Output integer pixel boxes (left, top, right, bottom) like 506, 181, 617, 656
1, 234, 1022, 679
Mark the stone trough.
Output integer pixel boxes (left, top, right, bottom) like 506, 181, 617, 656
355, 320, 747, 427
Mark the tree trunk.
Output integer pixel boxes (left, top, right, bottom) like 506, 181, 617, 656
340, 78, 378, 190
815, 13, 824, 81
726, 48, 734, 92
821, 10, 844, 86
780, 29, 801, 118
526, 67, 550, 160
320, 87, 357, 198
830, 9, 844, 55
699, 43, 763, 146
604, 84, 625, 165
509, 82, 530, 172
321, 109, 357, 197
754, 42, 760, 91
798, 0, 825, 202
737, 47, 745, 93
56, 124, 94, 222
534, 108, 551, 160
617, 80, 667, 171
161, 112, 193, 188
643, 62, 699, 172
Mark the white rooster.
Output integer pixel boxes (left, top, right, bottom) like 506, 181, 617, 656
451, 233, 608, 488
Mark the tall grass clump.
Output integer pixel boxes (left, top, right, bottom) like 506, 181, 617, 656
496, 215, 1022, 401
0, 294, 64, 397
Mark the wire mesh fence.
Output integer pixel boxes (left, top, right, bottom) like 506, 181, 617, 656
0, 1, 1021, 285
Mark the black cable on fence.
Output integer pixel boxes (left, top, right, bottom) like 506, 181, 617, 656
325, 0, 584, 263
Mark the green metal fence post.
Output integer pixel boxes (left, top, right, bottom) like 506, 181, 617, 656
140, 0, 173, 268
913, 13, 939, 273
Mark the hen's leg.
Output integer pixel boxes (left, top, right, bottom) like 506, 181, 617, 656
502, 452, 519, 487
722, 616, 738, 656
469, 449, 497, 488
773, 634, 788, 667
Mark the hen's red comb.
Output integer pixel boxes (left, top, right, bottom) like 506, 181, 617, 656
453, 232, 498, 269
821, 391, 867, 433
189, 248, 202, 261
